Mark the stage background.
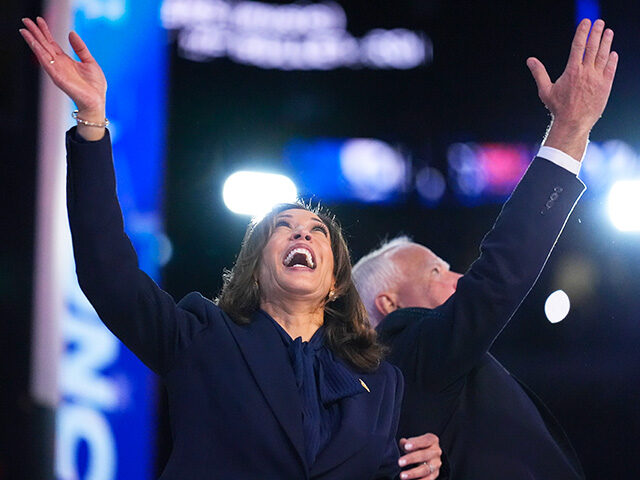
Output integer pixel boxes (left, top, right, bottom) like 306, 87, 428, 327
2, 1, 640, 479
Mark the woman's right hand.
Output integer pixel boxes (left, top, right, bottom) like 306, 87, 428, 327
20, 17, 107, 139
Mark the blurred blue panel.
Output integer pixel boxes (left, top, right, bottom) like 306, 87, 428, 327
284, 138, 408, 203
284, 139, 346, 201
576, 0, 600, 23
57, 1, 167, 479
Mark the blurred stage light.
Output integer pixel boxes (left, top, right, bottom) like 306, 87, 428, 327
607, 180, 640, 232
447, 142, 487, 201
340, 139, 407, 202
416, 166, 446, 204
223, 171, 298, 218
477, 144, 529, 195
283, 138, 408, 203
544, 290, 571, 324
360, 29, 428, 69
162, 0, 431, 70
554, 254, 596, 303
157, 233, 174, 266
582, 140, 639, 196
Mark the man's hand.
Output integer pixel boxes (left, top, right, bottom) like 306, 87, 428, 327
397, 433, 442, 479
527, 18, 618, 161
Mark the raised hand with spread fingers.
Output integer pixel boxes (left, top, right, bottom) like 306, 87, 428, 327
20, 16, 107, 140
527, 18, 618, 161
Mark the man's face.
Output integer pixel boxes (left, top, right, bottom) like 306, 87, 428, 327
390, 243, 462, 309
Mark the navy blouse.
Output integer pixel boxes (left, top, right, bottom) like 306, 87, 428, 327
264, 310, 367, 466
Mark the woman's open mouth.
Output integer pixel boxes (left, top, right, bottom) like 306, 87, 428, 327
283, 246, 315, 269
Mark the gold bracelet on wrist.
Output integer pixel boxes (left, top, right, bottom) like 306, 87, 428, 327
72, 110, 109, 128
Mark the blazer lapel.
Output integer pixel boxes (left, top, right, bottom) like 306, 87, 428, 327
225, 310, 307, 470
311, 390, 370, 477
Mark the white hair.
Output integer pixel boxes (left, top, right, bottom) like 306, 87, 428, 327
352, 236, 413, 327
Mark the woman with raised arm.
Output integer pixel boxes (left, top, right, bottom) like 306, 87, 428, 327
20, 17, 443, 480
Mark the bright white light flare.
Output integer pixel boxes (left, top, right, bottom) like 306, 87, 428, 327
607, 180, 640, 232
339, 139, 406, 201
223, 171, 297, 219
544, 290, 571, 324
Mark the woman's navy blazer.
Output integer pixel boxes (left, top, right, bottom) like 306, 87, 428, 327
65, 128, 403, 479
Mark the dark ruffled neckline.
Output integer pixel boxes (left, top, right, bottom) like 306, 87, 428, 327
258, 310, 367, 465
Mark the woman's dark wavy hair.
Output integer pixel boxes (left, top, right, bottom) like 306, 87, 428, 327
216, 202, 385, 372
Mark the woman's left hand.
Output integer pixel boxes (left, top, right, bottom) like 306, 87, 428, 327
397, 433, 442, 479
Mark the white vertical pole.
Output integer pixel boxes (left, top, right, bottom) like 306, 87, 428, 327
30, 0, 73, 410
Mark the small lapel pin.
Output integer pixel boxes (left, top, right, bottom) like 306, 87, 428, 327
359, 378, 370, 393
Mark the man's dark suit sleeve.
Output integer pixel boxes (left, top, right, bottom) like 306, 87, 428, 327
66, 128, 208, 376
394, 158, 585, 391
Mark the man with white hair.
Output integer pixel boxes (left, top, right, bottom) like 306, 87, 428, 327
353, 18, 617, 480
354, 236, 463, 326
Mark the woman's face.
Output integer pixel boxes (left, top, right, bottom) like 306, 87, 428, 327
257, 208, 335, 307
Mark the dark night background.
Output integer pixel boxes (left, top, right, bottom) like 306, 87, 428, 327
3, 0, 640, 478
